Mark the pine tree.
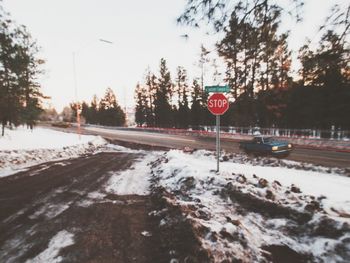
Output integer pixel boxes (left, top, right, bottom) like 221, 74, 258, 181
14, 26, 45, 129
98, 88, 125, 126
294, 30, 350, 129
81, 101, 90, 124
198, 44, 210, 91
134, 83, 147, 126
190, 79, 203, 128
0, 7, 45, 135
90, 95, 99, 124
154, 58, 173, 127
178, 0, 303, 33
175, 66, 190, 128
145, 70, 157, 126
0, 17, 19, 135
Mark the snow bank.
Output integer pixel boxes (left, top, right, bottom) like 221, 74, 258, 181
26, 230, 74, 263
165, 150, 350, 216
105, 153, 158, 195
0, 127, 98, 150
150, 150, 350, 262
0, 127, 106, 177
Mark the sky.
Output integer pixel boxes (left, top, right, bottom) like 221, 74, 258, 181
1, 0, 343, 112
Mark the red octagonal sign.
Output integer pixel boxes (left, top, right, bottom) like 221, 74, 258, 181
207, 93, 229, 115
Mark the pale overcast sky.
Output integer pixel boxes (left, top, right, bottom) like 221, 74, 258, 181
2, 0, 343, 111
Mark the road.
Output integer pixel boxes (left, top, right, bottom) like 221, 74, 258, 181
74, 126, 350, 169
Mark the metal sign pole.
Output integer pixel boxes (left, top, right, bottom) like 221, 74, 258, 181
207, 92, 228, 173
216, 115, 220, 172
218, 115, 221, 172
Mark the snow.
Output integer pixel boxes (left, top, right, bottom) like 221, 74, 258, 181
103, 143, 144, 154
141, 231, 152, 237
167, 150, 350, 215
0, 127, 97, 150
0, 127, 107, 177
105, 153, 158, 195
26, 230, 74, 263
29, 202, 72, 220
150, 149, 350, 262
221, 160, 350, 216
1, 126, 349, 261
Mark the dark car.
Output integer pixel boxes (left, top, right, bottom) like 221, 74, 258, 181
239, 136, 293, 157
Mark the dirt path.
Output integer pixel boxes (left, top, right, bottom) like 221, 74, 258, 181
0, 152, 168, 262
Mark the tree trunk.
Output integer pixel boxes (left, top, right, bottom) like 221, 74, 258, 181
2, 122, 5, 137
233, 50, 238, 99
251, 37, 259, 97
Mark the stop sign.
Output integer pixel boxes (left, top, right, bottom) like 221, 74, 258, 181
207, 93, 229, 115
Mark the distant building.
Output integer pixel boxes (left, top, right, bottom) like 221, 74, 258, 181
125, 106, 135, 127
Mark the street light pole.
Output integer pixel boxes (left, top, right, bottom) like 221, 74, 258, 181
72, 39, 114, 138
72, 52, 81, 139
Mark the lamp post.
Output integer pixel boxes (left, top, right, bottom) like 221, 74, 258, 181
72, 39, 114, 138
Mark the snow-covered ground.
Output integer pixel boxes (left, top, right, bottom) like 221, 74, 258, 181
149, 150, 350, 262
154, 150, 350, 217
0, 127, 106, 177
0, 127, 100, 150
105, 153, 158, 196
2, 126, 349, 262
89, 143, 350, 262
25, 230, 74, 263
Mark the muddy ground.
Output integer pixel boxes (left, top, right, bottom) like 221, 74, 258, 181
0, 151, 201, 263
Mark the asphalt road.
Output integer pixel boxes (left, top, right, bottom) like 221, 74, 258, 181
74, 126, 350, 169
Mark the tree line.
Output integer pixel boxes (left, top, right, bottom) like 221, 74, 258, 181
135, 0, 349, 130
0, 5, 45, 135
71, 87, 125, 127
135, 58, 213, 128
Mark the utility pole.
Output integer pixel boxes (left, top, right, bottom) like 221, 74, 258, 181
124, 87, 127, 126
72, 52, 81, 139
72, 38, 114, 138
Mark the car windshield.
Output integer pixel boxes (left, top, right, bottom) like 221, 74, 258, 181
263, 137, 274, 143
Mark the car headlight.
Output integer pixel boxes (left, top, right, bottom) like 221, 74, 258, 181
272, 146, 278, 151
288, 144, 292, 148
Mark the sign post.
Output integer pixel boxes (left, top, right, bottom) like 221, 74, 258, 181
207, 92, 229, 173
216, 115, 220, 172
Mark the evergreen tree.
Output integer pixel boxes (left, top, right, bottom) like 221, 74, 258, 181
14, 26, 45, 129
89, 95, 99, 124
0, 16, 19, 135
198, 44, 210, 91
190, 79, 203, 128
154, 58, 173, 127
178, 0, 303, 33
134, 83, 147, 126
0, 7, 45, 135
81, 101, 90, 124
98, 88, 125, 126
175, 66, 190, 128
291, 30, 350, 129
145, 70, 157, 126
